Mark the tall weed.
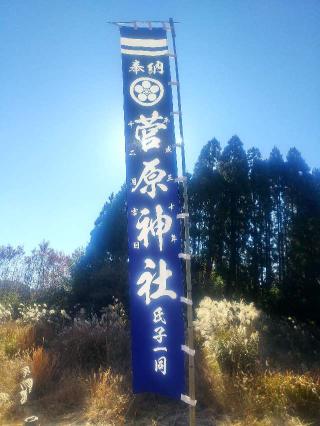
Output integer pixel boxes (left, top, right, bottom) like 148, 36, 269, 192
31, 346, 59, 396
85, 368, 131, 425
195, 297, 320, 423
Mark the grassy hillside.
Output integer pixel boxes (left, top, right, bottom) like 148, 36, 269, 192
0, 298, 319, 425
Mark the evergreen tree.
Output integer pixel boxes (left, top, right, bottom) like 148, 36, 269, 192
218, 136, 250, 295
190, 138, 223, 291
71, 186, 128, 311
71, 140, 320, 323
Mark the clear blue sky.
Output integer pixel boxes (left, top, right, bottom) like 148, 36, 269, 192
1, 0, 319, 254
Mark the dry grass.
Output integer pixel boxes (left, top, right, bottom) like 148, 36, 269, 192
32, 373, 87, 418
0, 348, 31, 424
31, 346, 59, 396
0, 322, 35, 357
196, 343, 227, 412
0, 303, 133, 425
195, 298, 320, 425
252, 372, 320, 419
85, 368, 132, 425
1, 299, 320, 425
216, 414, 311, 425
56, 311, 130, 373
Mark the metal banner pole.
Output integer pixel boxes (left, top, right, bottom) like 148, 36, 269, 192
169, 17, 196, 426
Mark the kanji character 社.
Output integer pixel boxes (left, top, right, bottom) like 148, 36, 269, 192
137, 259, 177, 305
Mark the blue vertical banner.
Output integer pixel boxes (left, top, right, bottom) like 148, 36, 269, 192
119, 26, 185, 399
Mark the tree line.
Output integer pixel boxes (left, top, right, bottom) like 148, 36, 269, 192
72, 136, 320, 323
2, 136, 319, 323
189, 137, 320, 321
0, 242, 82, 307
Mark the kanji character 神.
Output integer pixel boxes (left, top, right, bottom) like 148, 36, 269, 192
136, 205, 172, 251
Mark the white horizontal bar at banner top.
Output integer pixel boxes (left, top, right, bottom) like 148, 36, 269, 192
120, 37, 167, 48
121, 48, 169, 56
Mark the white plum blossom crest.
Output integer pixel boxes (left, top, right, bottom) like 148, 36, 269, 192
130, 77, 164, 107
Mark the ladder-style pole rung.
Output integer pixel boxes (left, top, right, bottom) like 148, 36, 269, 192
178, 253, 191, 261
181, 394, 197, 407
169, 17, 196, 426
175, 176, 187, 183
177, 213, 189, 219
181, 345, 196, 356
180, 296, 193, 306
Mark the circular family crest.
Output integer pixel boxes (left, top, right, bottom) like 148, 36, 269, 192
130, 77, 164, 107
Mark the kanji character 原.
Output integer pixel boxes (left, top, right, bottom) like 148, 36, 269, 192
132, 159, 168, 199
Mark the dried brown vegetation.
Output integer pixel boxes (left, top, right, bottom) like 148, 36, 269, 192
0, 299, 320, 425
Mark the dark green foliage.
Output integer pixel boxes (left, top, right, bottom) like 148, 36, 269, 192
71, 186, 129, 311
71, 139, 320, 323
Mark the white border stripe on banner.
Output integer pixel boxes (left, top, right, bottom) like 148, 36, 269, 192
121, 48, 169, 56
120, 37, 167, 48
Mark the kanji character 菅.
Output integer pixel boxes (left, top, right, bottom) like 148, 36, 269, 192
134, 111, 167, 152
